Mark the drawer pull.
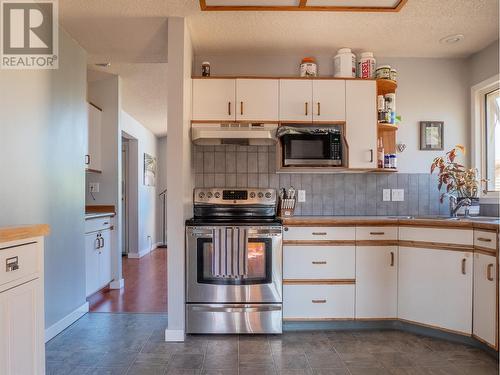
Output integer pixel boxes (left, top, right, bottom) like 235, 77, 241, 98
370, 232, 385, 235
312, 261, 327, 265
103, 222, 109, 225
6, 256, 19, 272
487, 264, 495, 281
390, 251, 395, 267
312, 232, 327, 236
461, 258, 467, 275
312, 299, 326, 304
477, 237, 492, 243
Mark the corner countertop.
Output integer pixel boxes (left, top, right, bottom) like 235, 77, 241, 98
281, 216, 499, 231
0, 224, 50, 244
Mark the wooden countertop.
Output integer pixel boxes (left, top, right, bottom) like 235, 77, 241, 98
0, 224, 50, 244
85, 205, 116, 216
281, 216, 499, 231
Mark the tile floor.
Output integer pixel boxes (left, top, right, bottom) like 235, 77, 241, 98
46, 313, 498, 375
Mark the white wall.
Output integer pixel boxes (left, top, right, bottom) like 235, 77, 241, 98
166, 17, 193, 341
157, 136, 168, 245
0, 29, 88, 329
468, 40, 499, 86
121, 110, 159, 255
193, 54, 470, 172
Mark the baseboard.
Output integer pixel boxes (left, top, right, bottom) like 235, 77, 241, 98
127, 247, 151, 259
109, 278, 124, 289
165, 329, 185, 342
45, 302, 89, 342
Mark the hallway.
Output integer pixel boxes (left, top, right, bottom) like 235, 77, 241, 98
88, 248, 167, 313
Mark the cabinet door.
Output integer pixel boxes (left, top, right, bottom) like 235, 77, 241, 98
85, 233, 100, 297
473, 253, 497, 347
236, 79, 279, 121
356, 246, 398, 319
312, 80, 345, 122
398, 247, 473, 334
0, 279, 44, 375
87, 103, 102, 171
279, 80, 313, 122
192, 79, 236, 121
98, 229, 112, 289
345, 80, 377, 168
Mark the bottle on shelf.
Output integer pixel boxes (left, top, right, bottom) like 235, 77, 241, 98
377, 137, 385, 169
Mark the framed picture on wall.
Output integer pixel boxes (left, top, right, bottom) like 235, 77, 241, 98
144, 153, 157, 186
419, 121, 444, 150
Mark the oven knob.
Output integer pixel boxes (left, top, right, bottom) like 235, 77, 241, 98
265, 192, 272, 199
258, 192, 264, 198
207, 192, 213, 198
214, 192, 221, 198
198, 192, 205, 199
249, 192, 256, 199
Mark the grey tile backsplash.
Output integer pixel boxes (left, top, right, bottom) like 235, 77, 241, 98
193, 145, 449, 216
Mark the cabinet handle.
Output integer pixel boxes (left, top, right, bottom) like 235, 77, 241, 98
240, 101, 244, 115
312, 261, 327, 265
312, 299, 327, 304
312, 232, 327, 236
317, 102, 321, 116
95, 235, 101, 250
100, 236, 105, 249
477, 237, 492, 243
370, 149, 374, 163
487, 264, 495, 281
228, 102, 231, 116
305, 102, 308, 116
85, 154, 90, 165
370, 232, 385, 235
103, 222, 109, 225
461, 258, 467, 275
390, 251, 395, 267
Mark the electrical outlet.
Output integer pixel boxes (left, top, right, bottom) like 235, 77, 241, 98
89, 182, 99, 193
383, 189, 391, 202
392, 189, 405, 202
298, 190, 306, 203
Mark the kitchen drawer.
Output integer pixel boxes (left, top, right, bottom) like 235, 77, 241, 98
356, 226, 398, 241
284, 284, 355, 319
85, 217, 112, 234
0, 241, 41, 288
284, 245, 355, 279
283, 226, 355, 241
399, 227, 472, 246
474, 230, 497, 251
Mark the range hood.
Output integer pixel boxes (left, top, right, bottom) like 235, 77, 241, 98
192, 123, 278, 146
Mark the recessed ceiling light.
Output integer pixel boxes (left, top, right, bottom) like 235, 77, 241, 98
439, 34, 464, 44
95, 63, 111, 68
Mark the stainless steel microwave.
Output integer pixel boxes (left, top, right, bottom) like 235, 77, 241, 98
279, 125, 343, 167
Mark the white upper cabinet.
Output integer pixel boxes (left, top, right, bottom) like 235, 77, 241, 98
279, 79, 313, 122
87, 103, 102, 172
236, 79, 279, 121
312, 80, 346, 122
473, 252, 497, 348
345, 80, 377, 169
192, 79, 236, 121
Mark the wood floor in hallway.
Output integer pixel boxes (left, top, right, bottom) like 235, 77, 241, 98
88, 248, 167, 313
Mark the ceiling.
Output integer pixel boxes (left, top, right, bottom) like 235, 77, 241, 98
60, 0, 499, 135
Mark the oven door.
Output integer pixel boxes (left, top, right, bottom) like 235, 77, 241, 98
282, 133, 340, 166
186, 226, 282, 304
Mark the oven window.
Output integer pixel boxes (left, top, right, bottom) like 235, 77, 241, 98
197, 238, 272, 285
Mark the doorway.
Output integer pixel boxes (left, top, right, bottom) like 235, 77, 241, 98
121, 137, 129, 255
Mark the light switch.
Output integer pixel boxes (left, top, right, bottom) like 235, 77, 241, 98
298, 190, 306, 203
392, 189, 405, 202
89, 182, 99, 193
383, 189, 391, 202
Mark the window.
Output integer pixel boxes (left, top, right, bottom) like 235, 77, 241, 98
485, 88, 500, 192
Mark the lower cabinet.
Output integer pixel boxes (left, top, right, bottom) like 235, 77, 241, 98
473, 252, 497, 348
0, 278, 44, 375
356, 246, 398, 319
283, 284, 355, 320
85, 229, 112, 297
398, 246, 473, 334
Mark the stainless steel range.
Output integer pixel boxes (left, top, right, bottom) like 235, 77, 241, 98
185, 188, 282, 334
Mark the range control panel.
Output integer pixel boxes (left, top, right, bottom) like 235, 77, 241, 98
194, 188, 276, 205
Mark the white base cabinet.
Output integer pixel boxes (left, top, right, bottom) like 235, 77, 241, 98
473, 252, 497, 347
356, 246, 398, 319
85, 228, 112, 297
398, 246, 473, 334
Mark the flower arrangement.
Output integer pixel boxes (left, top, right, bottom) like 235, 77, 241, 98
430, 145, 480, 203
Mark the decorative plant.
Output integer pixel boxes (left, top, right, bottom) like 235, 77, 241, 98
430, 145, 480, 203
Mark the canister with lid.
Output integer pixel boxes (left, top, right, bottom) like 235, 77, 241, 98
358, 52, 376, 79
201, 61, 211, 77
375, 65, 391, 80
333, 48, 356, 78
390, 68, 397, 82
300, 57, 318, 77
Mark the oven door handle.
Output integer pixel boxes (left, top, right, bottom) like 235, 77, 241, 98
190, 305, 282, 313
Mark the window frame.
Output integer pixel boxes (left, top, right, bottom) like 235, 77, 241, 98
471, 75, 500, 202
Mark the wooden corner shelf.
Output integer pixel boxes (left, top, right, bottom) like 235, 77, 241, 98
378, 123, 399, 131
376, 79, 397, 95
